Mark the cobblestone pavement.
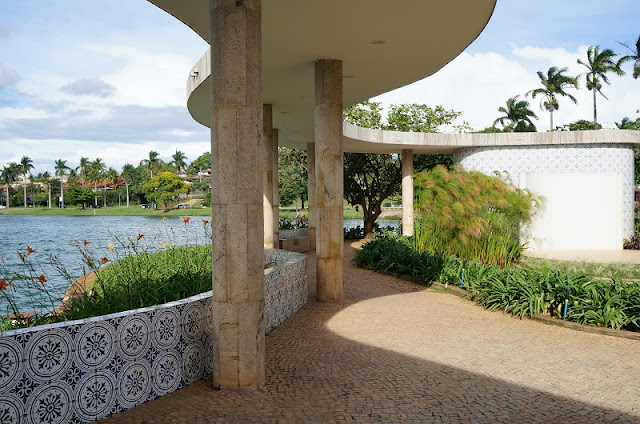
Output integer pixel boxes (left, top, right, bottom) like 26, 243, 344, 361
100, 242, 640, 423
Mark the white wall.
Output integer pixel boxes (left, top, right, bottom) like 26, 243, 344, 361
520, 173, 623, 250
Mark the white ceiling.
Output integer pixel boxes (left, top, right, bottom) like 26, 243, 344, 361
148, 0, 497, 148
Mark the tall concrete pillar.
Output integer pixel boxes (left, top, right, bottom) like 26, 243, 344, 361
306, 143, 316, 250
263, 104, 275, 248
402, 149, 414, 237
272, 129, 279, 246
210, 0, 265, 389
315, 59, 343, 302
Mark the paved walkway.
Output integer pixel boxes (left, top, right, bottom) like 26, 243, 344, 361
100, 242, 640, 423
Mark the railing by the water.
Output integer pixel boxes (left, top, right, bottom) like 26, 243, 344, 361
0, 249, 307, 424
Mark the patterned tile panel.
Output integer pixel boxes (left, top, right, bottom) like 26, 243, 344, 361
0, 249, 307, 423
454, 143, 636, 236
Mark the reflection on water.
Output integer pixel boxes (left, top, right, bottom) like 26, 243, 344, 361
0, 216, 399, 314
0, 215, 211, 314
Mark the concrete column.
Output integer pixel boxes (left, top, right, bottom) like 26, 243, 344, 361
402, 149, 414, 237
272, 129, 279, 246
315, 59, 343, 302
306, 142, 316, 250
210, 0, 265, 389
263, 104, 275, 248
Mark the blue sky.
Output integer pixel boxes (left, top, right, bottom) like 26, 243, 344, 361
1, 1, 639, 175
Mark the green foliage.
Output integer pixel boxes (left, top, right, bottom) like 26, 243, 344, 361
475, 126, 503, 133
342, 100, 383, 129
618, 33, 640, 79
187, 152, 211, 176
414, 166, 541, 266
385, 104, 466, 133
278, 147, 308, 207
555, 119, 603, 131
493, 95, 538, 132
527, 66, 578, 130
355, 238, 640, 332
343, 223, 399, 240
577, 45, 625, 123
142, 172, 190, 209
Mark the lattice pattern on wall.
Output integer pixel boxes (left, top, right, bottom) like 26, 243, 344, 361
454, 144, 635, 237
0, 250, 307, 424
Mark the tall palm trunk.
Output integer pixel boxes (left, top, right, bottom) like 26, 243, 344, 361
5, 187, 9, 208
593, 89, 598, 123
549, 110, 554, 131
48, 184, 51, 209
125, 182, 130, 208
103, 187, 107, 207
60, 182, 64, 208
94, 182, 98, 206
23, 173, 27, 207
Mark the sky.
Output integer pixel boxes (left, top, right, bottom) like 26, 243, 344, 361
0, 0, 639, 175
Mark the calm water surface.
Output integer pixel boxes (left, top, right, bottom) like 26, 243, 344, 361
0, 216, 398, 314
0, 215, 210, 314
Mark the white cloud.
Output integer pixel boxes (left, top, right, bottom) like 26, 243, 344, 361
0, 63, 19, 88
373, 45, 639, 131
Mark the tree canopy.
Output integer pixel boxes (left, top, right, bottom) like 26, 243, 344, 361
142, 171, 190, 210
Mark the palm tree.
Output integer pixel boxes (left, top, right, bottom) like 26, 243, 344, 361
54, 159, 70, 208
88, 158, 106, 206
20, 156, 34, 208
618, 33, 640, 80
171, 150, 188, 175
121, 163, 137, 208
493, 96, 538, 132
1, 163, 19, 208
77, 156, 90, 186
527, 66, 578, 131
577, 45, 625, 123
140, 151, 160, 178
104, 167, 119, 207
40, 171, 52, 208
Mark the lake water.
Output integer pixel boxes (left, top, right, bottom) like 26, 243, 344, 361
0, 216, 398, 314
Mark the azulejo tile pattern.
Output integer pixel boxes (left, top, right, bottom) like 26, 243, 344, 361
454, 144, 636, 236
0, 249, 307, 423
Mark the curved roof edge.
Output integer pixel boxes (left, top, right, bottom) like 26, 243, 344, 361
341, 122, 640, 154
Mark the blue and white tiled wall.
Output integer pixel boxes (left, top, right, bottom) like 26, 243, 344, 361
0, 249, 307, 423
454, 143, 636, 237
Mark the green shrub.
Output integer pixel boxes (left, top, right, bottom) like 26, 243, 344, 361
355, 237, 640, 332
413, 165, 542, 266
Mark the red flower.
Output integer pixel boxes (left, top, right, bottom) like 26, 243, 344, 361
26, 246, 36, 256
100, 257, 109, 265
182, 217, 191, 223
0, 279, 7, 291
83, 240, 90, 247
38, 275, 47, 284
202, 220, 209, 225
137, 234, 144, 240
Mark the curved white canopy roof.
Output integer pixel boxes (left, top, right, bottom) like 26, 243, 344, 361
149, 0, 497, 148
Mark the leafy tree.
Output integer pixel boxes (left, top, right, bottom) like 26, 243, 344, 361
54, 159, 70, 208
343, 101, 462, 238
577, 45, 625, 123
188, 152, 211, 183
88, 158, 106, 206
1, 163, 19, 208
104, 167, 119, 206
493, 96, 538, 132
140, 150, 161, 178
555, 119, 603, 131
65, 185, 94, 208
475, 126, 503, 133
20, 156, 34, 207
618, 33, 640, 79
278, 147, 307, 208
142, 171, 190, 210
385, 103, 465, 132
121, 163, 139, 208
527, 66, 578, 131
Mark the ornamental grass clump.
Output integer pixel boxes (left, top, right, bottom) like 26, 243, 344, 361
414, 165, 542, 267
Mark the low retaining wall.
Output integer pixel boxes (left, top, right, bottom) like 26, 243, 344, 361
0, 249, 307, 424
